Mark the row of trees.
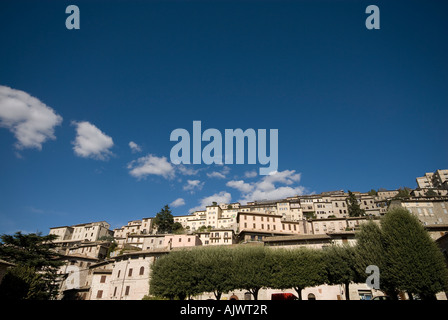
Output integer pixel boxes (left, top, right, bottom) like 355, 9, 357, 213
149, 208, 448, 300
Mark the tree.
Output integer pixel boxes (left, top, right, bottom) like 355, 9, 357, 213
0, 232, 64, 299
195, 246, 235, 300
381, 208, 448, 300
353, 221, 398, 299
425, 189, 438, 197
153, 205, 175, 234
172, 222, 184, 234
346, 190, 366, 217
269, 248, 327, 300
149, 250, 201, 300
393, 187, 411, 199
324, 244, 357, 300
0, 265, 47, 300
230, 245, 271, 300
367, 189, 378, 196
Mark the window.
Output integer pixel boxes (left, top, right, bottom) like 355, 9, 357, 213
96, 290, 103, 299
100, 275, 106, 283
139, 267, 144, 275
128, 268, 133, 277
358, 290, 373, 300
125, 286, 130, 296
117, 270, 121, 278
113, 287, 117, 297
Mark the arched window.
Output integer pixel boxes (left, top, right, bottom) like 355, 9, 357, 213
139, 266, 144, 275
308, 293, 316, 300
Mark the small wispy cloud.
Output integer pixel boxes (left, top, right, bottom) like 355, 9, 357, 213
206, 165, 230, 179
183, 179, 204, 193
127, 154, 175, 179
244, 170, 258, 178
129, 141, 142, 153
170, 198, 186, 208
72, 121, 114, 160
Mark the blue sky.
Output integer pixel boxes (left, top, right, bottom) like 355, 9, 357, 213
0, 0, 447, 235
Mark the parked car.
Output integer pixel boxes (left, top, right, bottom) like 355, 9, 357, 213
372, 295, 392, 300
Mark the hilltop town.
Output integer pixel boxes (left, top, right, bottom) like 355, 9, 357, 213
19, 169, 448, 300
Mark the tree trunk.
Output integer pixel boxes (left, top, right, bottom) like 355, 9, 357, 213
214, 291, 222, 300
294, 287, 303, 300
345, 282, 350, 300
408, 292, 414, 300
251, 288, 260, 300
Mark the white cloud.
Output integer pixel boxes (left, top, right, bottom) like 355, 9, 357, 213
206, 165, 230, 179
244, 170, 258, 178
129, 141, 142, 153
72, 121, 114, 160
242, 185, 307, 203
227, 170, 306, 204
127, 154, 175, 179
189, 191, 232, 213
207, 171, 226, 179
176, 164, 200, 176
170, 198, 186, 208
0, 85, 63, 150
183, 179, 204, 193
226, 180, 254, 193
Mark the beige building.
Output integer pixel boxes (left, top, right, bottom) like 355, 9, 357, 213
49, 221, 113, 254
90, 249, 168, 300
200, 229, 237, 246
390, 197, 448, 226
416, 169, 448, 189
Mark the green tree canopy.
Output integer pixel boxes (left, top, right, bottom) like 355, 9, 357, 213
353, 221, 398, 299
324, 244, 357, 300
194, 246, 235, 300
269, 248, 327, 300
149, 249, 201, 300
229, 245, 271, 300
0, 232, 64, 299
153, 205, 175, 234
346, 191, 366, 217
381, 208, 448, 299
